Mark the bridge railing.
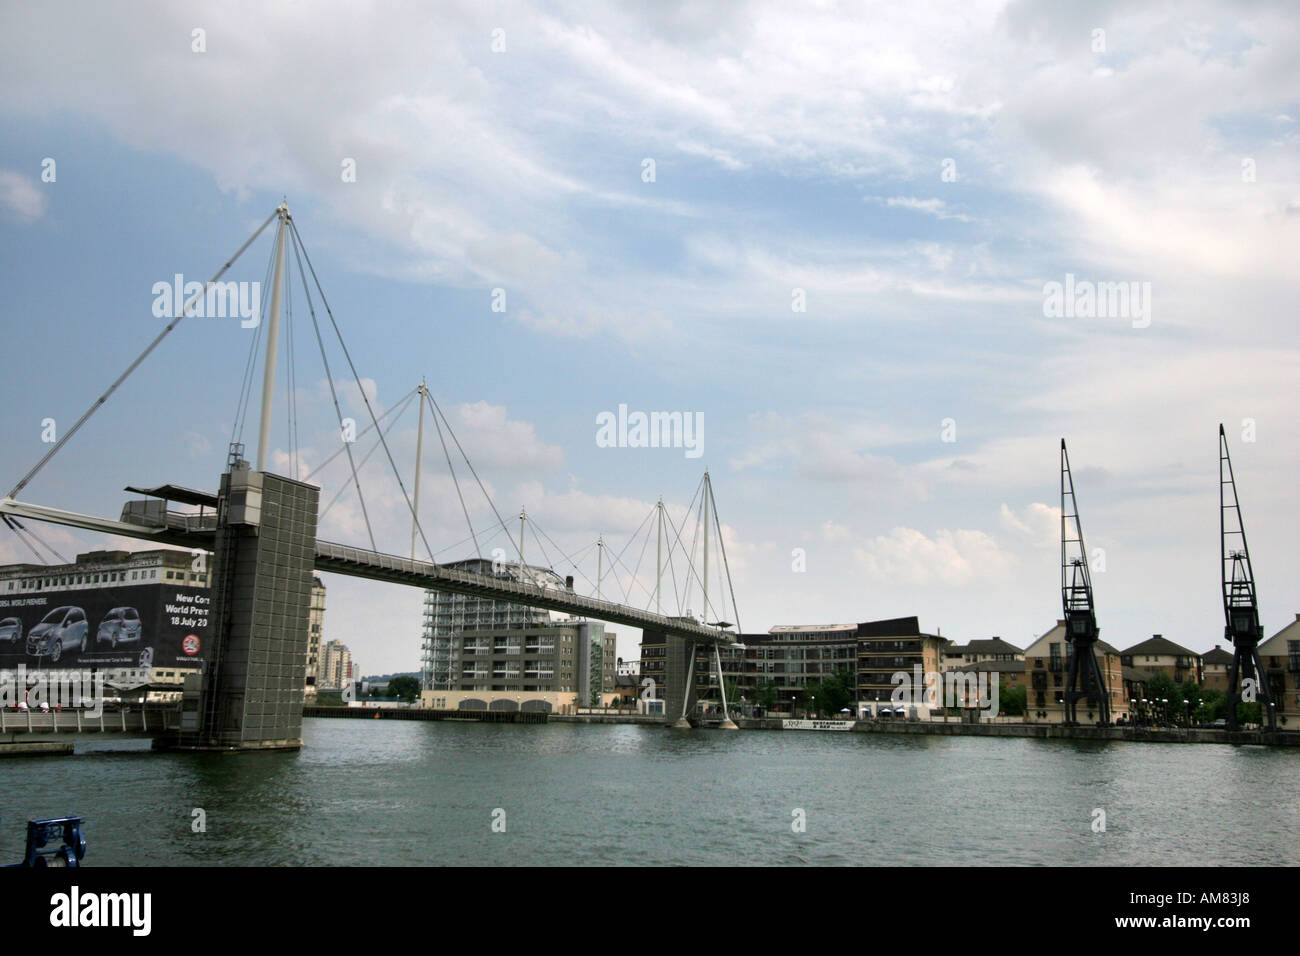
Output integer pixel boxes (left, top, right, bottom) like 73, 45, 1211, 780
314, 539, 737, 643
0, 705, 177, 734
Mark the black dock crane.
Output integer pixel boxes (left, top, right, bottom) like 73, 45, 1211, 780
1060, 439, 1111, 725
1219, 424, 1276, 732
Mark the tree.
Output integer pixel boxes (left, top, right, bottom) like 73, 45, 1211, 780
1143, 672, 1183, 720
388, 675, 420, 702
999, 683, 1026, 717
808, 668, 854, 717
754, 679, 779, 710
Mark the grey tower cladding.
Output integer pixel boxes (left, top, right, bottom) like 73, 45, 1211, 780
170, 467, 318, 750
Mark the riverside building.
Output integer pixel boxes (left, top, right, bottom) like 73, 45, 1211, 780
0, 550, 324, 703
419, 559, 569, 692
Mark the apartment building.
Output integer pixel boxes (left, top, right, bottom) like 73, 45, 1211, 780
319, 639, 353, 691
856, 616, 948, 715
942, 637, 1025, 670
1256, 613, 1300, 729
1199, 645, 1234, 693
1023, 620, 1127, 724
419, 620, 617, 714
420, 559, 569, 691
1119, 635, 1203, 685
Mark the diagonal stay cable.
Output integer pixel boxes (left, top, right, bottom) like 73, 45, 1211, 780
8, 207, 280, 499
424, 392, 522, 568
709, 480, 742, 635
288, 225, 376, 551
301, 386, 417, 482
424, 387, 480, 562
2, 515, 68, 565
318, 393, 415, 521
291, 219, 436, 563
232, 246, 274, 444
529, 519, 600, 593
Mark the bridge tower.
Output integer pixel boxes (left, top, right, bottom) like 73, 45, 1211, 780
164, 204, 321, 751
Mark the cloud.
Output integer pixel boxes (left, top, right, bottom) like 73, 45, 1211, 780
874, 196, 973, 221
853, 526, 1018, 587
0, 169, 44, 221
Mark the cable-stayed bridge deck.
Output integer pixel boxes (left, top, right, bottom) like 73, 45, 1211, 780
314, 539, 733, 644
0, 496, 734, 646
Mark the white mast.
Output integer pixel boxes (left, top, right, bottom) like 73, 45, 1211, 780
411, 379, 426, 560
518, 507, 527, 582
655, 498, 663, 615
702, 470, 710, 623
255, 203, 290, 472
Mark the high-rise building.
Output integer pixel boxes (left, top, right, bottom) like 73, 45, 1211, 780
420, 559, 570, 691
305, 576, 326, 702
319, 639, 353, 691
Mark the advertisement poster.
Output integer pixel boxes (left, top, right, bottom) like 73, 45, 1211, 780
0, 584, 210, 669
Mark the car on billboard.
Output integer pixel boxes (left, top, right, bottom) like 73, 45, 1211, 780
0, 617, 22, 645
26, 606, 88, 662
96, 607, 143, 648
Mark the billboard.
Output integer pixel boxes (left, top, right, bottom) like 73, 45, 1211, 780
0, 583, 210, 670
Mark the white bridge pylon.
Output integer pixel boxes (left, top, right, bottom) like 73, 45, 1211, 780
0, 203, 747, 714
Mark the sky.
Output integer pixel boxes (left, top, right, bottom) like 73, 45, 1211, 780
0, 0, 1296, 676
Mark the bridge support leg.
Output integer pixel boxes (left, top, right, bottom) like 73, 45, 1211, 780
714, 644, 738, 730
670, 642, 696, 729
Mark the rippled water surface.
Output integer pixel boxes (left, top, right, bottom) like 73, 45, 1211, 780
1, 718, 1297, 865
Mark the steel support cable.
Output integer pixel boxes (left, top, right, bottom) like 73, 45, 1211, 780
606, 504, 655, 579
287, 227, 376, 551
231, 247, 275, 444
317, 392, 416, 520
424, 387, 480, 562
526, 516, 598, 587
709, 481, 743, 635
607, 545, 658, 606
2, 515, 68, 565
658, 489, 703, 616
629, 507, 657, 610
528, 520, 600, 593
423, 391, 521, 568
8, 208, 280, 499
284, 258, 300, 476
682, 492, 703, 615
603, 503, 657, 606
431, 518, 513, 562
655, 478, 703, 604
5, 522, 50, 565
661, 491, 710, 617
659, 504, 690, 616
291, 219, 437, 564
301, 385, 418, 482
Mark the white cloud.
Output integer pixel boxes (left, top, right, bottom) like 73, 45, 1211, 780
0, 169, 44, 221
853, 526, 1018, 587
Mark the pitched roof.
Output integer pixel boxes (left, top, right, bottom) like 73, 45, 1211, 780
945, 637, 1023, 655
1121, 635, 1197, 658
1201, 645, 1234, 665
1259, 614, 1300, 655
951, 659, 1026, 674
